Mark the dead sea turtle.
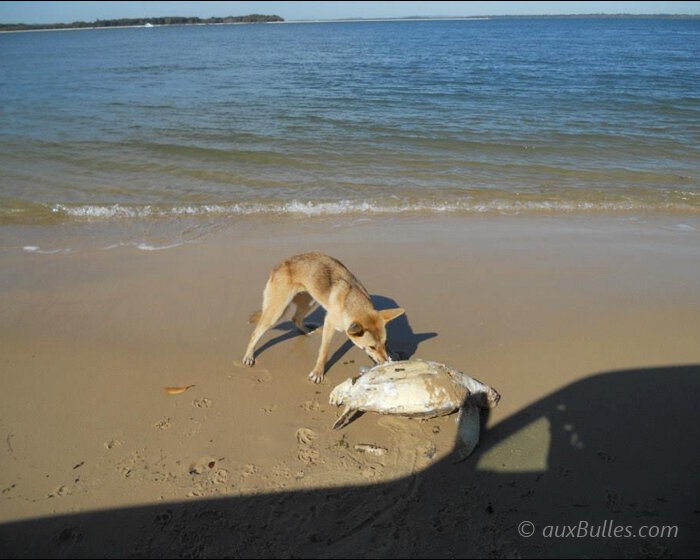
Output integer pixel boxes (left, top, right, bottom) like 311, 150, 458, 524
329, 359, 500, 457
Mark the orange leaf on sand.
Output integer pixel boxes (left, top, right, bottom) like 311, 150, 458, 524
164, 385, 195, 395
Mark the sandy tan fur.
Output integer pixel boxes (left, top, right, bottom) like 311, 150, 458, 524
242, 252, 404, 383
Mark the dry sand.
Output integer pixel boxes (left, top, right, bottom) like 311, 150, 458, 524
0, 214, 699, 557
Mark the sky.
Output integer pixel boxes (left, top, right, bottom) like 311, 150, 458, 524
1, 1, 698, 23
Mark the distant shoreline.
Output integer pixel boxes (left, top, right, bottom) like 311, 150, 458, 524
292, 13, 699, 22
0, 21, 283, 34
0, 14, 283, 33
1, 13, 697, 34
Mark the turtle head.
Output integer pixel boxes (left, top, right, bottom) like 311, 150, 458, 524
450, 369, 501, 409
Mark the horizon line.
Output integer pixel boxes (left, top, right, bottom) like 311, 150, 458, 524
1, 13, 698, 31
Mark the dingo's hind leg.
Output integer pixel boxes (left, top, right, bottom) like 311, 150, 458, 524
291, 292, 318, 334
242, 273, 298, 366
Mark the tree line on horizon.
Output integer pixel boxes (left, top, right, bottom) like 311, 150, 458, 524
0, 14, 284, 32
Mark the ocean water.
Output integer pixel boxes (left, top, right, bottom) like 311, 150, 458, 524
0, 18, 698, 232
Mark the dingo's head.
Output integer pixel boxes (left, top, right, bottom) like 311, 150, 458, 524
346, 308, 404, 364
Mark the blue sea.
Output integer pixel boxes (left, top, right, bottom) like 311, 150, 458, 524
0, 17, 698, 229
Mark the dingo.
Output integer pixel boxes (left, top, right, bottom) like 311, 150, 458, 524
242, 252, 404, 383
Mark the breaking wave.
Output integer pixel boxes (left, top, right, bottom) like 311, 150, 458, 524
47, 196, 700, 220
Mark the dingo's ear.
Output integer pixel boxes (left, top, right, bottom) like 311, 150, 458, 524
347, 322, 365, 337
379, 308, 405, 324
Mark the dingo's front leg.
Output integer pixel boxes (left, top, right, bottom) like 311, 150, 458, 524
308, 316, 334, 383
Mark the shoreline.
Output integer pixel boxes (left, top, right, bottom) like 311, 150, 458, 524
1, 211, 698, 255
0, 21, 285, 35
3, 195, 700, 228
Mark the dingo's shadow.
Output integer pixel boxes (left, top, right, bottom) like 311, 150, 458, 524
254, 295, 437, 374
372, 295, 437, 361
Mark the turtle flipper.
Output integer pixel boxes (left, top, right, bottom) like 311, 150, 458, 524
452, 403, 480, 462
332, 406, 357, 430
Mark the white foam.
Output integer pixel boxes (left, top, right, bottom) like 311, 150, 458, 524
136, 242, 186, 251
101, 242, 130, 250
50, 198, 700, 220
53, 204, 155, 218
101, 241, 187, 251
23, 245, 73, 254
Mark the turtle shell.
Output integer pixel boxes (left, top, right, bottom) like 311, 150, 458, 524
334, 359, 469, 418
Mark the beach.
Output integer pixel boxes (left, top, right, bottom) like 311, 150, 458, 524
1, 14, 699, 557
1, 213, 699, 557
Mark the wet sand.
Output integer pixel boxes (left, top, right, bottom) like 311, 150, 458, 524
1, 214, 699, 557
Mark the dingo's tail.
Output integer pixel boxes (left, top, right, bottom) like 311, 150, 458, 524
249, 310, 262, 324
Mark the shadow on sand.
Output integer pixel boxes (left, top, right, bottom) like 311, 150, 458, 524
1, 364, 698, 557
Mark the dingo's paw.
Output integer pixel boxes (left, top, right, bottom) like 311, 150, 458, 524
307, 370, 324, 384
242, 355, 255, 367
